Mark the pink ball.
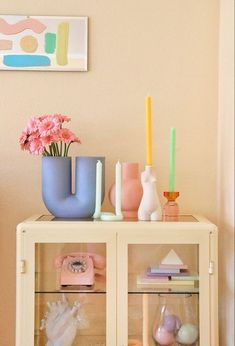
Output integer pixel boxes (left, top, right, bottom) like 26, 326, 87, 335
153, 325, 175, 345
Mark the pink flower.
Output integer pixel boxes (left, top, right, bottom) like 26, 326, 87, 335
28, 131, 40, 141
73, 137, 81, 143
39, 114, 49, 121
20, 114, 81, 157
19, 131, 30, 150
59, 128, 81, 144
29, 138, 45, 155
38, 116, 60, 136
54, 114, 71, 123
26, 116, 40, 134
41, 133, 59, 146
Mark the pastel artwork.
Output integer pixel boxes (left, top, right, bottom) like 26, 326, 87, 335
0, 15, 88, 71
3, 55, 51, 67
0, 39, 12, 50
20, 35, 38, 53
56, 22, 69, 66
45, 32, 56, 54
0, 17, 46, 34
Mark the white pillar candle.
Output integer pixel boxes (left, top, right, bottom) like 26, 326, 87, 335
115, 161, 122, 215
93, 160, 102, 217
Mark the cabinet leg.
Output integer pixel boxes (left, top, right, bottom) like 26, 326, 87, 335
142, 294, 149, 346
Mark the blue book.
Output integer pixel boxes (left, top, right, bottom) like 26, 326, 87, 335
148, 267, 181, 274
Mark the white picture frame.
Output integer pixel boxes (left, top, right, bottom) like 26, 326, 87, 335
0, 15, 88, 71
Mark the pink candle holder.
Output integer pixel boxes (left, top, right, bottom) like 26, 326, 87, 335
163, 191, 180, 221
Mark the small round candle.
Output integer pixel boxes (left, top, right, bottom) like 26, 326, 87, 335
146, 96, 153, 166
169, 127, 176, 192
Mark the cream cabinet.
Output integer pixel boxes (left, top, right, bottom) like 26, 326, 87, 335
16, 215, 218, 346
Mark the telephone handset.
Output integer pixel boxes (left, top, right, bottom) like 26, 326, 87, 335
55, 252, 106, 287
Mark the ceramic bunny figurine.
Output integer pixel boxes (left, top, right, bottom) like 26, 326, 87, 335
40, 294, 81, 346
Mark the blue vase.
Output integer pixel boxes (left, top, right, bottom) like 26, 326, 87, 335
42, 156, 105, 218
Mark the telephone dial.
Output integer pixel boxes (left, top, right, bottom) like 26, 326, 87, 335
55, 252, 106, 287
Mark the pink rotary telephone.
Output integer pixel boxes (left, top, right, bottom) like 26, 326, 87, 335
55, 252, 106, 287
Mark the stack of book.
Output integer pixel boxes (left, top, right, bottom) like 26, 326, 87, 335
136, 249, 199, 289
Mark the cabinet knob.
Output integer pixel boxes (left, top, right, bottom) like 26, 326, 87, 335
209, 260, 214, 274
20, 260, 26, 273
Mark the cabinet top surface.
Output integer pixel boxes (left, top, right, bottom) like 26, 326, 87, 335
37, 214, 198, 222
18, 215, 217, 227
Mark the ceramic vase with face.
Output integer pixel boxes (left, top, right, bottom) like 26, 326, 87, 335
109, 162, 143, 219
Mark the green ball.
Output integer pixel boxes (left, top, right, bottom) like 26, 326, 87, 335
176, 323, 199, 345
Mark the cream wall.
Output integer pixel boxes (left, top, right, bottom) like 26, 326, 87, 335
218, 0, 234, 345
0, 1, 223, 345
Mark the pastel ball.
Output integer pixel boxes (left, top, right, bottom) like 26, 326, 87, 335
176, 323, 199, 345
20, 35, 38, 53
163, 314, 182, 333
154, 326, 175, 345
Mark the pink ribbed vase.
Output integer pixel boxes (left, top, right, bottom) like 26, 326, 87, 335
109, 162, 143, 219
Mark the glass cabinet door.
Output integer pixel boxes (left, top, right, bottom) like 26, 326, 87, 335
16, 219, 116, 346
117, 219, 214, 346
35, 242, 107, 346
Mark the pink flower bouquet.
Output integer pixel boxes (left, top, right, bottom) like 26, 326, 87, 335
19, 114, 81, 156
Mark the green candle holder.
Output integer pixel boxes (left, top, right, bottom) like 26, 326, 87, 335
163, 191, 180, 221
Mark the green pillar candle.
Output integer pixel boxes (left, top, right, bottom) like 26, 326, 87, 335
169, 127, 176, 192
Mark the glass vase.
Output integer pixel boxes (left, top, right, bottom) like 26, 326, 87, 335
152, 294, 199, 346
175, 295, 199, 345
152, 294, 181, 346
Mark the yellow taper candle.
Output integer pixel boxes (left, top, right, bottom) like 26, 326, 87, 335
146, 96, 152, 165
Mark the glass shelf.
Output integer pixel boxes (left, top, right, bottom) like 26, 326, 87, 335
35, 272, 106, 294
128, 288, 199, 294
36, 214, 198, 222
35, 334, 106, 346
35, 290, 106, 294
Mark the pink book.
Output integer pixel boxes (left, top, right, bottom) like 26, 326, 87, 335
158, 264, 188, 270
139, 273, 169, 282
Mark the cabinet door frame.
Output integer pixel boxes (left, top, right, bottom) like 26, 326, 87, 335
117, 221, 216, 346
16, 221, 117, 346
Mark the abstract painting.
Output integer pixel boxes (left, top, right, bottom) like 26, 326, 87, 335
0, 15, 88, 71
